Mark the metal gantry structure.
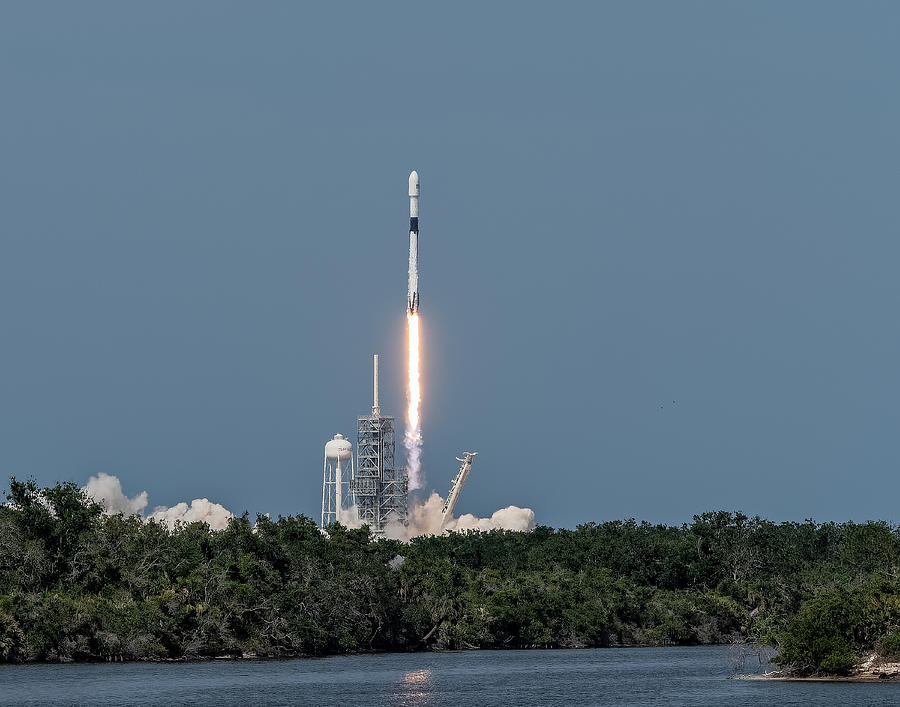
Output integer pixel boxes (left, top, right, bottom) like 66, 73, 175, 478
354, 414, 407, 533
349, 355, 408, 534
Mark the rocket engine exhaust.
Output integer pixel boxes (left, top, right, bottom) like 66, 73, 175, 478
405, 312, 422, 490
404, 171, 424, 490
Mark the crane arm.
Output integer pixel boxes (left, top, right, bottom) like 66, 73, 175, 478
440, 452, 478, 530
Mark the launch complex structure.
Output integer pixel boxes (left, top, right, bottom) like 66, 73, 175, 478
321, 355, 408, 531
321, 353, 477, 535
353, 355, 408, 531
320, 171, 476, 535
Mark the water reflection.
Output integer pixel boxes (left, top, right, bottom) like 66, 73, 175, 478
390, 668, 435, 705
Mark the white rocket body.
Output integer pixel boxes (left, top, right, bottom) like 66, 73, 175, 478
407, 171, 419, 314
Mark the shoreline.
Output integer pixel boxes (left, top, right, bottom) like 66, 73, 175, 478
738, 673, 900, 683
1, 643, 739, 667
737, 656, 900, 683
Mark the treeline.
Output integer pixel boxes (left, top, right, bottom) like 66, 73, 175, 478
1, 478, 899, 674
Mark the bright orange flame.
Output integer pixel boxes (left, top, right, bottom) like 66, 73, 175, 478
407, 313, 420, 430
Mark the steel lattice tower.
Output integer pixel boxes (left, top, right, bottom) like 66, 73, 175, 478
351, 355, 408, 534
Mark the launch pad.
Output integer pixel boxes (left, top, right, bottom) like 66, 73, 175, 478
319, 170, 458, 536
316, 169, 528, 537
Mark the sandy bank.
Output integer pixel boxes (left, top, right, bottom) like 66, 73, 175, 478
737, 654, 900, 682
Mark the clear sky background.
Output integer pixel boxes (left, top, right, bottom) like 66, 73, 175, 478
2, 2, 899, 527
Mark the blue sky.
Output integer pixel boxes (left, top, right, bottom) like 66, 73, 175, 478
2, 2, 899, 527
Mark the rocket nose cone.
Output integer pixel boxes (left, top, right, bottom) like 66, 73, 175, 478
408, 170, 419, 197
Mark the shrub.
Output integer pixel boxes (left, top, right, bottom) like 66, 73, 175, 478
878, 631, 900, 660
774, 589, 862, 675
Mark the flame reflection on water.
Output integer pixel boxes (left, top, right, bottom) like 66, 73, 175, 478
404, 670, 431, 684
392, 668, 435, 705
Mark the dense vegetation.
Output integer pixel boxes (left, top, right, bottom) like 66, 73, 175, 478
2, 478, 899, 674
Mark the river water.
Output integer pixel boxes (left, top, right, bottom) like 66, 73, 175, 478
1, 646, 898, 706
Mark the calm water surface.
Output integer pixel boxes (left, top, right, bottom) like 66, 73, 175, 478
2, 647, 898, 706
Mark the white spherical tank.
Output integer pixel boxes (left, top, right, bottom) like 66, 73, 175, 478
325, 433, 352, 461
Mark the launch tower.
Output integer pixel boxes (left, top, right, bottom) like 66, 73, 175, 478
352, 355, 408, 534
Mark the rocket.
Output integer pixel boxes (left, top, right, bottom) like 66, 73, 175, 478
407, 170, 419, 315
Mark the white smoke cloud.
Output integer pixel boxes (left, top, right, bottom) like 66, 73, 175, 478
83, 472, 148, 516
336, 504, 361, 529
80, 476, 534, 540
452, 505, 536, 533
385, 491, 536, 541
147, 499, 233, 531
81, 473, 233, 531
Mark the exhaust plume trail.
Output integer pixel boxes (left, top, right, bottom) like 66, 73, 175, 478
405, 312, 423, 489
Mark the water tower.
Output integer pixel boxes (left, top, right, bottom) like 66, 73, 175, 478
321, 433, 353, 527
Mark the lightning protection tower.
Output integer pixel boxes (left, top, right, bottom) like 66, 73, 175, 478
352, 354, 408, 534
321, 433, 353, 528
